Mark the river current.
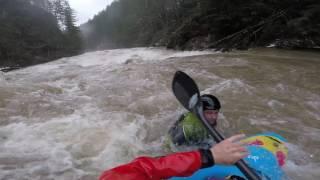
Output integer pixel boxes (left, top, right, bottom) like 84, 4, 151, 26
0, 47, 319, 179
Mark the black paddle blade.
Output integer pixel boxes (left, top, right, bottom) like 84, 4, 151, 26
172, 71, 200, 111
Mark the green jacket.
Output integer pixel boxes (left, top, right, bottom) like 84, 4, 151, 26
168, 112, 210, 146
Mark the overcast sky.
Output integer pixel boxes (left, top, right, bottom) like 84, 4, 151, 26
69, 0, 114, 25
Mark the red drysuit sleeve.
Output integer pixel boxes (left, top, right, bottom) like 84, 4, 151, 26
99, 151, 202, 180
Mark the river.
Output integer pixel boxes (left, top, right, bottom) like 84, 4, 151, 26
0, 47, 319, 179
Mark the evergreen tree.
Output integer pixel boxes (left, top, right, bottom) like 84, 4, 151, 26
0, 0, 83, 69
64, 4, 83, 54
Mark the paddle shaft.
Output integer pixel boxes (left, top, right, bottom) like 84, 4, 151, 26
195, 106, 261, 180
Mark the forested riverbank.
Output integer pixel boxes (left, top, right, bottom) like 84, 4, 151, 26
0, 0, 82, 70
82, 0, 320, 51
1, 0, 319, 71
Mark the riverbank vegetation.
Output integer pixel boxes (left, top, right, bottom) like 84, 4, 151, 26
0, 0, 82, 70
1, 0, 319, 71
82, 0, 320, 51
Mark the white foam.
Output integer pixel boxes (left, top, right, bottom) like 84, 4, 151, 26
248, 118, 272, 125
306, 100, 320, 121
278, 143, 320, 179
0, 100, 149, 179
274, 83, 288, 92
268, 100, 285, 109
267, 43, 276, 48
205, 78, 255, 95
59, 48, 215, 68
0, 71, 7, 84
6, 48, 216, 81
285, 161, 320, 179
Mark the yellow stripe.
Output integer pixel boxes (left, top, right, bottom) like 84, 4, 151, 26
242, 135, 288, 155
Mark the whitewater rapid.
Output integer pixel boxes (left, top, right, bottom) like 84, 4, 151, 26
0, 47, 319, 179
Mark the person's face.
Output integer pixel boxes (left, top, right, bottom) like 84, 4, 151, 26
204, 110, 219, 126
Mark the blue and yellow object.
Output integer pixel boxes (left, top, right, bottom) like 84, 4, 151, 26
170, 132, 288, 180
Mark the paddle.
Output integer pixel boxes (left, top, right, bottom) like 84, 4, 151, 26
172, 71, 261, 180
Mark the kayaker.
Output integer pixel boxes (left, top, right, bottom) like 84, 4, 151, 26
99, 134, 248, 180
168, 94, 221, 147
